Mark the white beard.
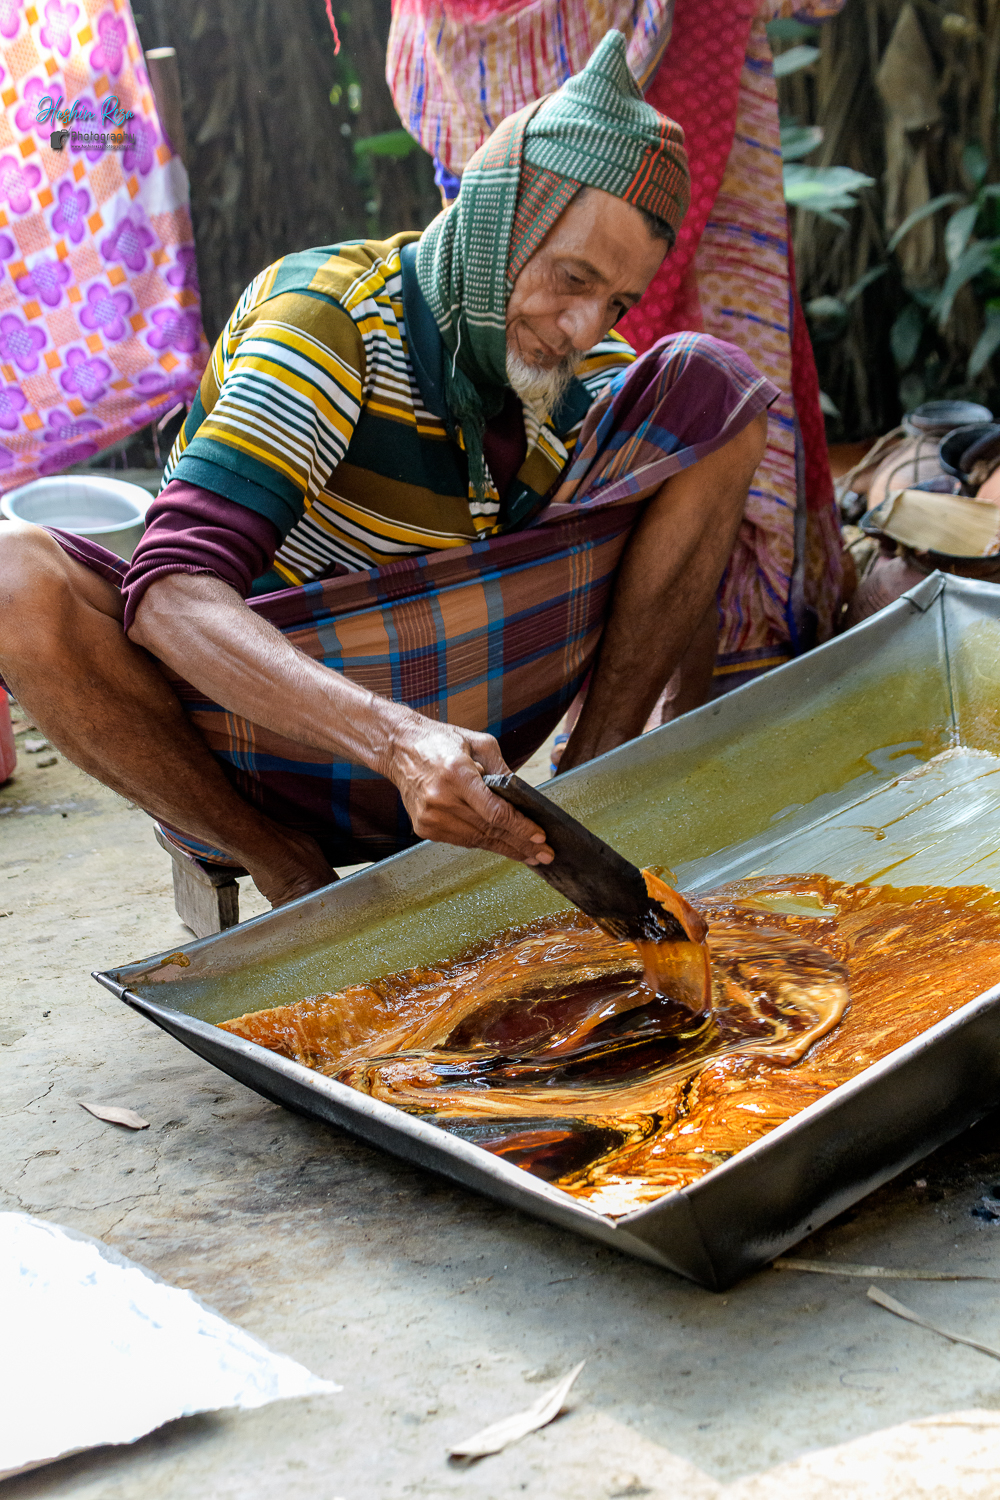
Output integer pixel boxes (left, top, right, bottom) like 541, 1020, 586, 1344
505, 346, 585, 419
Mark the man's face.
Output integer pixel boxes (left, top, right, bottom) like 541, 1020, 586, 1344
505, 187, 667, 407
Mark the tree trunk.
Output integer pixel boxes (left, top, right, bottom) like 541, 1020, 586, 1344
134, 0, 440, 340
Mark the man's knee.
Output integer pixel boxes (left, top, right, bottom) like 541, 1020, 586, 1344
743, 408, 769, 465
725, 408, 768, 471
0, 523, 77, 656
719, 410, 768, 514
0, 520, 67, 601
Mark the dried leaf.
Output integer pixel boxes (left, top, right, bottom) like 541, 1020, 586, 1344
448, 1361, 585, 1462
775, 1258, 1000, 1281
868, 1286, 1000, 1361
79, 1102, 150, 1131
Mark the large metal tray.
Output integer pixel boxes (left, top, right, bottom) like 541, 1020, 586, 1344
94, 573, 1000, 1289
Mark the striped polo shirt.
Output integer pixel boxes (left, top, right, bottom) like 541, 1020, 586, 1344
162, 233, 636, 588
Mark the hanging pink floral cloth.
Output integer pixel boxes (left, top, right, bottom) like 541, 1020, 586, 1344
0, 0, 207, 490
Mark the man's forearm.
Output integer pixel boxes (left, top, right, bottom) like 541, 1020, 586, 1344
128, 572, 412, 775
128, 571, 554, 866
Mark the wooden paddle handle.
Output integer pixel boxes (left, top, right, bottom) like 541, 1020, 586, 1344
483, 773, 685, 940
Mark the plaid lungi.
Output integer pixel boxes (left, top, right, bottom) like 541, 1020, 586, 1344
52, 333, 777, 867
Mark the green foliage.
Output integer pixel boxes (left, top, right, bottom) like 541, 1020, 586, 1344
969, 302, 1000, 378
772, 44, 820, 78
890, 302, 924, 370
353, 129, 418, 158
783, 162, 875, 228
779, 122, 824, 161
805, 267, 888, 342
873, 175, 1000, 390
766, 18, 818, 45
784, 114, 1000, 418
780, 114, 874, 229
885, 193, 965, 254
780, 2, 1000, 433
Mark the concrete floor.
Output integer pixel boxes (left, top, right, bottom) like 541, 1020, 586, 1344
5, 705, 1000, 1499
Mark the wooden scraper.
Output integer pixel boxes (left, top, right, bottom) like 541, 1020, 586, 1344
484, 773, 711, 1013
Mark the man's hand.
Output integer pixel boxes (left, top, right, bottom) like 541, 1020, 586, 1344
387, 720, 554, 865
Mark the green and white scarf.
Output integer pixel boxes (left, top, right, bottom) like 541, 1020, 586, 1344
415, 30, 689, 499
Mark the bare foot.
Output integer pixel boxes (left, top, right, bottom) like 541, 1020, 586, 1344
244, 828, 336, 908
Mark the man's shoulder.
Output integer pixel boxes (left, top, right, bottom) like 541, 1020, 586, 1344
249, 233, 422, 318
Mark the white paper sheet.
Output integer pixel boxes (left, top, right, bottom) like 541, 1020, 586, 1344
0, 1212, 339, 1479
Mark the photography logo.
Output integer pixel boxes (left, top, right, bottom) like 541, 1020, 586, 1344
39, 94, 135, 154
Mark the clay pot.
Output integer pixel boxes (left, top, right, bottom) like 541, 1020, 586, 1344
845, 401, 993, 505
978, 467, 1000, 503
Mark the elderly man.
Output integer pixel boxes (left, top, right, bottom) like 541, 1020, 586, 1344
0, 34, 773, 908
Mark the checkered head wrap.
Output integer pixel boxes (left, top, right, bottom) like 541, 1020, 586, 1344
415, 30, 689, 499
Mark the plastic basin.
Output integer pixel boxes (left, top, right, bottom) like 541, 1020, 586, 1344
0, 475, 150, 560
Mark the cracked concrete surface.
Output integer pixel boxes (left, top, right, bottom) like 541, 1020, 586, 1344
5, 705, 1000, 1498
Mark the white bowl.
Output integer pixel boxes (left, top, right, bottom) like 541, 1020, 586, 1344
0, 475, 151, 560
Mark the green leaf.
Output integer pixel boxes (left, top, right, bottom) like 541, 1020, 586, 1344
945, 203, 978, 267
780, 124, 824, 161
843, 265, 889, 304
935, 239, 1000, 326
767, 18, 818, 43
353, 129, 417, 158
806, 295, 847, 320
968, 306, 1000, 378
773, 44, 820, 77
890, 302, 924, 370
805, 295, 847, 341
886, 193, 966, 254
899, 372, 926, 412
964, 142, 989, 190
783, 164, 875, 212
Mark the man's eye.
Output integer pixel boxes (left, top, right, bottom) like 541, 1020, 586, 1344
612, 303, 628, 323
562, 270, 585, 289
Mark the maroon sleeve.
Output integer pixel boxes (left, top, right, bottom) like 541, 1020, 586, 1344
122, 479, 281, 633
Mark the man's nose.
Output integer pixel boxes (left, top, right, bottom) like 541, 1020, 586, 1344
555, 298, 609, 352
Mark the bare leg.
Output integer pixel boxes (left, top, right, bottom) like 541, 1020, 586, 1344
559, 412, 767, 772
0, 524, 334, 906
643, 598, 719, 730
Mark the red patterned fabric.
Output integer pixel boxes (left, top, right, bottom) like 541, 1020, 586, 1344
389, 0, 846, 669
617, 0, 756, 353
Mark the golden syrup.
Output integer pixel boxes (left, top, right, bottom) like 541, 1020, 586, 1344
220, 876, 1000, 1217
